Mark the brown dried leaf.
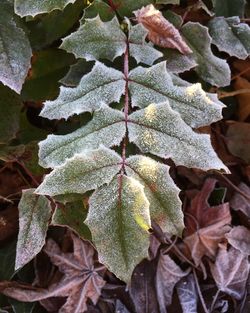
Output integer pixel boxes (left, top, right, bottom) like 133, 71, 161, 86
176, 274, 198, 313
1, 233, 106, 313
209, 245, 249, 300
226, 226, 250, 255
184, 179, 231, 266
230, 182, 250, 218
156, 252, 189, 312
134, 4, 192, 54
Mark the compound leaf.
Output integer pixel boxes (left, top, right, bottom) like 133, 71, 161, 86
35, 147, 122, 196
39, 105, 125, 168
128, 103, 228, 171
86, 175, 151, 282
40, 62, 125, 120
128, 62, 224, 128
125, 155, 184, 235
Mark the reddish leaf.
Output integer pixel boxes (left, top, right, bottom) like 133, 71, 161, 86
184, 179, 231, 265
226, 226, 250, 255
176, 274, 198, 313
134, 4, 192, 54
209, 245, 249, 300
230, 183, 250, 218
1, 233, 106, 313
156, 252, 189, 312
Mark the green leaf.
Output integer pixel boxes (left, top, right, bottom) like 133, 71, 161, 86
84, 0, 115, 21
0, 240, 16, 280
111, 0, 152, 17
0, 84, 21, 144
52, 201, 91, 240
209, 17, 250, 60
0, 0, 32, 93
10, 299, 35, 313
36, 147, 122, 196
86, 175, 151, 282
39, 105, 125, 168
40, 62, 125, 120
15, 189, 52, 270
212, 0, 246, 18
128, 103, 228, 171
156, 0, 180, 3
14, 0, 78, 17
128, 62, 224, 128
181, 22, 231, 87
129, 23, 163, 66
126, 155, 184, 235
60, 16, 126, 61
163, 48, 197, 74
21, 49, 75, 101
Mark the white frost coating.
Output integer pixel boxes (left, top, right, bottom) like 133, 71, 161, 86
129, 23, 163, 65
16, 189, 51, 270
35, 147, 122, 196
60, 16, 127, 61
128, 102, 228, 172
181, 22, 231, 87
86, 175, 151, 282
126, 155, 184, 235
209, 17, 250, 60
128, 62, 224, 128
0, 1, 32, 93
40, 62, 125, 120
15, 0, 77, 17
39, 105, 125, 168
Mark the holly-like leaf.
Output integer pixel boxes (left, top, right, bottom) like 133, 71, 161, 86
128, 62, 224, 128
225, 226, 250, 255
61, 16, 126, 61
156, 253, 188, 312
15, 189, 52, 270
181, 22, 231, 87
125, 155, 184, 235
134, 5, 192, 54
111, 0, 152, 17
209, 17, 250, 59
212, 0, 246, 18
86, 175, 151, 282
84, 0, 115, 21
40, 62, 125, 120
128, 103, 228, 171
35, 147, 122, 196
209, 245, 249, 300
39, 105, 125, 168
0, 0, 32, 93
14, 0, 78, 17
2, 233, 106, 312
176, 274, 198, 313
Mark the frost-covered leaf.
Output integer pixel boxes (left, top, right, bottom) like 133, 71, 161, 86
126, 155, 184, 235
15, 189, 52, 270
0, 0, 32, 93
230, 183, 250, 218
128, 23, 163, 66
86, 175, 151, 282
39, 105, 125, 168
156, 0, 180, 4
209, 245, 249, 300
163, 48, 197, 74
128, 62, 224, 128
84, 0, 115, 21
35, 147, 122, 196
61, 16, 126, 61
209, 17, 250, 59
156, 253, 188, 312
226, 226, 250, 255
0, 84, 21, 144
40, 62, 125, 120
128, 103, 227, 171
14, 0, 78, 17
212, 0, 246, 18
176, 274, 198, 313
134, 5, 192, 54
181, 22, 231, 87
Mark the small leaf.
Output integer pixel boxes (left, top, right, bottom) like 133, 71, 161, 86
134, 4, 192, 54
226, 226, 250, 255
84, 0, 115, 21
209, 245, 249, 300
14, 0, 78, 17
209, 17, 250, 59
212, 0, 246, 18
39, 105, 125, 168
176, 274, 198, 313
0, 0, 32, 93
15, 189, 52, 270
128, 103, 228, 171
86, 175, 151, 282
230, 183, 250, 218
35, 147, 122, 196
40, 62, 125, 120
126, 155, 184, 235
61, 16, 126, 61
111, 0, 152, 17
128, 62, 224, 128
